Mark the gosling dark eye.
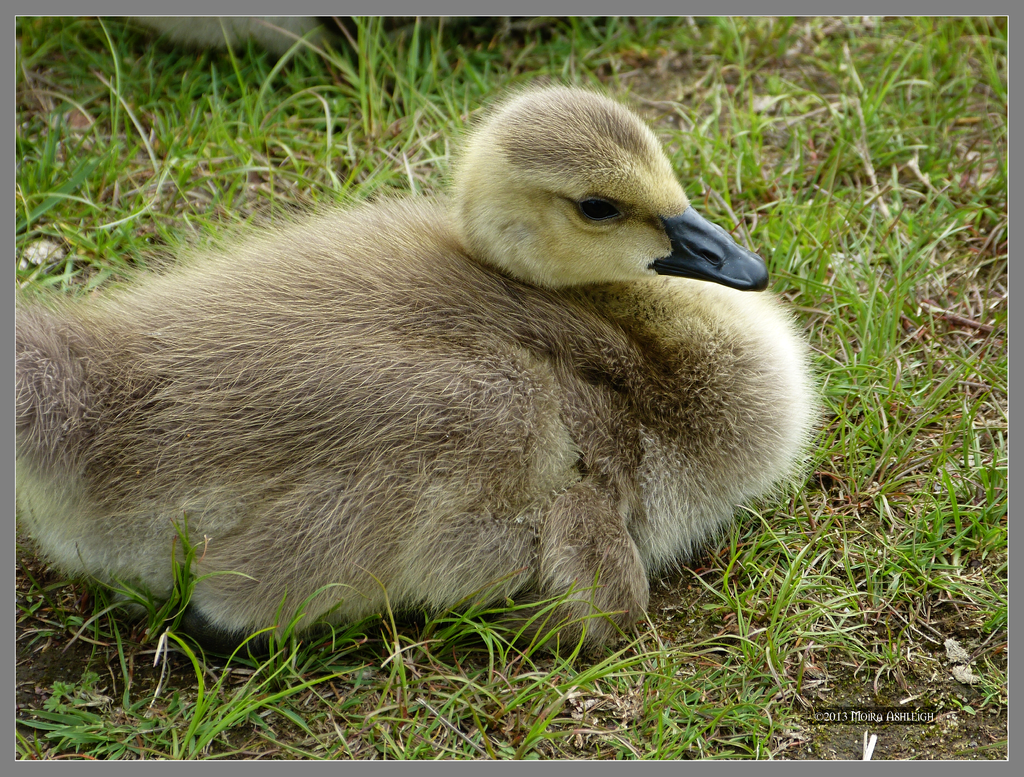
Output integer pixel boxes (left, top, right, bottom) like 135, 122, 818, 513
578, 198, 621, 221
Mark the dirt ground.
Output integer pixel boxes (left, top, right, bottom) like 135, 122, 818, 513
646, 575, 1007, 760
19, 543, 1007, 760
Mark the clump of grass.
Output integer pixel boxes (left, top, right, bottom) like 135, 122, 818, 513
17, 16, 1005, 760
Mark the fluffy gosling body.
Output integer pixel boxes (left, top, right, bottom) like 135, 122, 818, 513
16, 86, 817, 652
131, 17, 329, 56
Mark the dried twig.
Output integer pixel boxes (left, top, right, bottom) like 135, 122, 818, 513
921, 299, 996, 333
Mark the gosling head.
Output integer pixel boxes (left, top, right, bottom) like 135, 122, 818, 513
451, 86, 768, 292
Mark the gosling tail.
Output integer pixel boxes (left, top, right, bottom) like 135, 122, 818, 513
16, 304, 101, 471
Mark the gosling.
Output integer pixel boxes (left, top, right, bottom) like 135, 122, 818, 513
16, 86, 817, 653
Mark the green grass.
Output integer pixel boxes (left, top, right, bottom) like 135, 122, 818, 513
16, 16, 1006, 760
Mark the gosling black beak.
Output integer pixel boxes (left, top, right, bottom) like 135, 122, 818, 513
651, 207, 769, 292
